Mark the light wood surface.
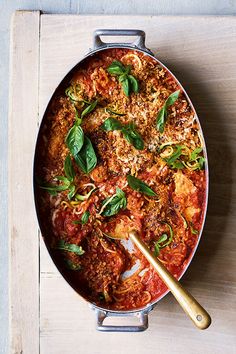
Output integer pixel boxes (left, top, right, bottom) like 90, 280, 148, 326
9, 11, 40, 354
10, 12, 236, 354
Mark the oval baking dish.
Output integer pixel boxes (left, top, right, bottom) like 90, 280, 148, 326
33, 29, 209, 332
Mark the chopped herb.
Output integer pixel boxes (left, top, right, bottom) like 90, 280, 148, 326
100, 187, 127, 217
101, 117, 123, 131
101, 118, 144, 150
127, 175, 157, 197
74, 136, 97, 174
64, 154, 76, 182
122, 122, 144, 150
40, 155, 76, 200
107, 60, 139, 96
65, 259, 82, 271
65, 125, 84, 156
56, 240, 84, 255
190, 223, 198, 235
154, 224, 174, 256
81, 100, 98, 119
73, 211, 90, 225
156, 90, 180, 133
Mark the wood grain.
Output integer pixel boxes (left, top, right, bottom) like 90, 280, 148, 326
9, 14, 236, 354
39, 15, 236, 354
9, 11, 40, 354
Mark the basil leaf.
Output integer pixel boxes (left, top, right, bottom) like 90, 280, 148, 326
64, 155, 75, 182
101, 187, 127, 217
74, 136, 97, 174
101, 117, 123, 131
165, 90, 180, 107
154, 224, 174, 256
158, 233, 168, 244
165, 145, 183, 164
81, 100, 98, 119
190, 223, 198, 235
67, 184, 76, 200
81, 210, 90, 224
122, 123, 144, 150
169, 160, 184, 169
156, 90, 180, 132
197, 156, 205, 169
156, 107, 167, 134
66, 125, 84, 157
73, 210, 90, 225
40, 183, 69, 193
190, 147, 202, 161
107, 60, 126, 75
121, 78, 130, 96
128, 75, 139, 93
65, 260, 82, 271
154, 243, 160, 257
105, 108, 126, 116
127, 175, 157, 197
54, 176, 70, 185
56, 240, 85, 255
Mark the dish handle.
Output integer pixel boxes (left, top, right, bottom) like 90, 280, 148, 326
94, 308, 150, 332
93, 29, 153, 54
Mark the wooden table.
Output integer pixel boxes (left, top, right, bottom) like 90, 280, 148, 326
9, 12, 236, 354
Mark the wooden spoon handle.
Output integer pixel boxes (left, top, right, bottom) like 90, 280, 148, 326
129, 230, 211, 330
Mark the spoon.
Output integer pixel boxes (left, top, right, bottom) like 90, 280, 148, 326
128, 230, 211, 330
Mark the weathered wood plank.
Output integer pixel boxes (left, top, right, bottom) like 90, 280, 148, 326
9, 10, 40, 354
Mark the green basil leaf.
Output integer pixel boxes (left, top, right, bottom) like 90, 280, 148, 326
65, 125, 84, 157
169, 160, 185, 169
122, 123, 144, 150
156, 90, 180, 132
40, 183, 69, 193
81, 100, 98, 119
153, 225, 173, 257
190, 223, 198, 235
54, 176, 70, 185
165, 145, 184, 164
65, 259, 82, 271
73, 210, 90, 225
107, 60, 126, 75
156, 107, 166, 133
56, 240, 85, 255
105, 108, 126, 116
74, 136, 97, 174
101, 187, 127, 217
81, 210, 90, 224
127, 175, 157, 197
64, 155, 75, 182
190, 147, 202, 161
128, 75, 139, 93
157, 233, 168, 244
197, 156, 205, 169
154, 243, 160, 257
121, 78, 130, 96
101, 117, 123, 131
67, 184, 76, 200
165, 90, 180, 107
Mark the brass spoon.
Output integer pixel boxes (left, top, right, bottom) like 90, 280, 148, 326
128, 230, 211, 330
